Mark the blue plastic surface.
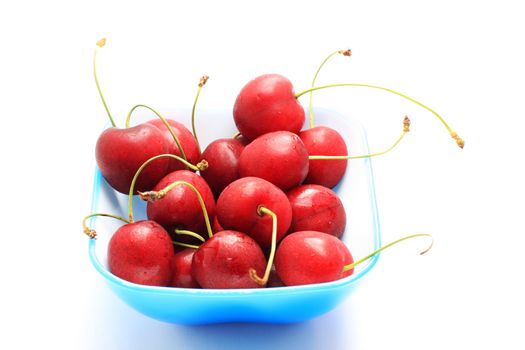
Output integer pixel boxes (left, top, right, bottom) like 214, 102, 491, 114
88, 107, 381, 325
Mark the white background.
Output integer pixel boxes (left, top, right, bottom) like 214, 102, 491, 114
1, 1, 524, 349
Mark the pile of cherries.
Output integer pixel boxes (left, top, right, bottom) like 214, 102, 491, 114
83, 39, 462, 289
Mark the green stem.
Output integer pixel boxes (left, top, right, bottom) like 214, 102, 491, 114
82, 212, 130, 239
173, 241, 200, 249
93, 38, 116, 127
308, 50, 350, 128
125, 104, 188, 162
342, 233, 433, 272
127, 154, 202, 222
250, 206, 277, 286
174, 229, 206, 242
309, 116, 409, 160
295, 83, 464, 148
138, 180, 213, 239
191, 76, 208, 153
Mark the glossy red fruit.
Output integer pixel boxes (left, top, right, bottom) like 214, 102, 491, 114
287, 184, 346, 238
147, 170, 215, 241
300, 126, 348, 188
169, 248, 200, 288
275, 231, 354, 286
147, 118, 201, 173
108, 220, 174, 286
212, 216, 224, 234
96, 124, 169, 194
192, 230, 266, 289
216, 177, 292, 249
239, 131, 309, 191
233, 74, 305, 141
200, 138, 245, 197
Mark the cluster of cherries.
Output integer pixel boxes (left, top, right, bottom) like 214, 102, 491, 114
83, 39, 462, 289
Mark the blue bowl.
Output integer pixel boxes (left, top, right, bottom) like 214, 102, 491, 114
88, 107, 381, 325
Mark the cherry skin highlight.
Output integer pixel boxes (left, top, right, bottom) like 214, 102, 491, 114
147, 118, 201, 173
108, 220, 174, 286
169, 248, 200, 288
96, 124, 169, 194
233, 74, 305, 141
300, 126, 348, 188
275, 230, 354, 286
200, 138, 245, 197
216, 177, 292, 249
192, 230, 266, 289
239, 131, 309, 191
287, 184, 347, 238
147, 170, 215, 243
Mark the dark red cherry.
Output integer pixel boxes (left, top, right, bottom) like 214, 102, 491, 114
233, 74, 305, 141
192, 230, 266, 289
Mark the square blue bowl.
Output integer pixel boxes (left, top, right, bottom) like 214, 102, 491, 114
88, 107, 381, 325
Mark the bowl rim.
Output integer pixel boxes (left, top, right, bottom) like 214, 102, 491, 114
87, 106, 381, 296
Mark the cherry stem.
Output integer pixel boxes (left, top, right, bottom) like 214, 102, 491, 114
309, 116, 410, 161
138, 180, 213, 239
82, 212, 130, 239
125, 104, 188, 162
308, 49, 351, 128
342, 233, 433, 272
191, 75, 209, 153
93, 38, 116, 127
249, 206, 277, 286
295, 83, 464, 148
173, 241, 200, 249
174, 229, 205, 242
127, 154, 208, 222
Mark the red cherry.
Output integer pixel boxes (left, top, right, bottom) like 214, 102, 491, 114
299, 126, 348, 188
275, 231, 354, 286
108, 220, 174, 286
147, 118, 201, 173
95, 124, 169, 194
287, 184, 346, 238
212, 216, 225, 234
192, 230, 266, 289
147, 170, 215, 242
200, 138, 245, 197
169, 248, 200, 288
216, 177, 292, 249
239, 131, 309, 191
233, 74, 305, 141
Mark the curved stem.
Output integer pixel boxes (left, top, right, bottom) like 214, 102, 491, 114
127, 154, 203, 222
174, 229, 206, 242
342, 233, 433, 272
126, 104, 188, 162
173, 241, 200, 249
250, 206, 277, 286
308, 50, 351, 128
82, 212, 130, 239
138, 180, 213, 239
295, 83, 464, 148
93, 38, 116, 127
191, 76, 209, 153
309, 116, 410, 160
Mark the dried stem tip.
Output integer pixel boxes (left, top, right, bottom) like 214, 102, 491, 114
403, 116, 411, 132
450, 131, 465, 149
197, 159, 209, 171
96, 38, 106, 48
249, 268, 266, 286
338, 49, 352, 56
199, 75, 209, 87
84, 227, 97, 239
138, 190, 166, 202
